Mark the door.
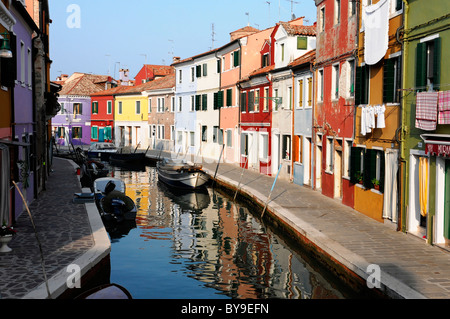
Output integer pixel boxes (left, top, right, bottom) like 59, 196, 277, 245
99, 128, 105, 142
272, 133, 280, 176
334, 148, 343, 199
444, 160, 450, 240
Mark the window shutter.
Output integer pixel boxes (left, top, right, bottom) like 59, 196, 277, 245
195, 95, 201, 111
433, 37, 441, 89
350, 147, 362, 184
379, 151, 385, 193
297, 36, 308, 50
203, 64, 208, 77
227, 89, 232, 107
415, 42, 427, 91
202, 94, 207, 111
214, 92, 218, 110
363, 149, 377, 189
355, 67, 362, 106
217, 59, 221, 73
196, 65, 202, 78
383, 59, 395, 103
218, 91, 224, 108
234, 50, 240, 67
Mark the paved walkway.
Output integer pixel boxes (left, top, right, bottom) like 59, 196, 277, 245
199, 160, 450, 299
0, 157, 110, 299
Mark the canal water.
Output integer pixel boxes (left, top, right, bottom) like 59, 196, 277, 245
104, 164, 358, 299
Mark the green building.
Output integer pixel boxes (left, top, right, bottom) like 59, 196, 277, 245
401, 0, 450, 247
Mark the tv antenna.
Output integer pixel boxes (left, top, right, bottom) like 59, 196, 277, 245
266, 1, 271, 26
285, 0, 300, 19
210, 24, 216, 50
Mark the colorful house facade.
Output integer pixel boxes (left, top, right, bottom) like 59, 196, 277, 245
313, 0, 358, 207
135, 64, 173, 85
401, 0, 450, 247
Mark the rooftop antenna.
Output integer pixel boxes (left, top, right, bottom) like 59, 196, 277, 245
285, 0, 299, 19
210, 24, 216, 50
266, 1, 271, 27
245, 12, 250, 26
168, 39, 174, 61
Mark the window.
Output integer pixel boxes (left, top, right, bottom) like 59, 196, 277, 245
107, 101, 112, 114
320, 6, 325, 32
92, 101, 98, 114
240, 91, 247, 113
202, 94, 208, 111
27, 48, 32, 86
226, 88, 233, 107
72, 127, 82, 139
20, 41, 25, 83
263, 88, 269, 112
355, 65, 370, 105
335, 0, 340, 24
60, 103, 65, 114
383, 55, 402, 103
196, 65, 202, 78
282, 135, 291, 160
190, 132, 195, 147
202, 126, 207, 142
226, 129, 232, 147
326, 137, 334, 172
191, 95, 195, 111
148, 98, 152, 113
260, 133, 269, 160
171, 96, 175, 112
57, 127, 65, 138
349, 0, 356, 16
281, 43, 285, 62
348, 60, 355, 98
170, 126, 175, 141
214, 91, 224, 110
274, 88, 279, 111
262, 53, 269, 67
202, 63, 208, 77
179, 70, 182, 83
217, 59, 221, 73
195, 95, 201, 111
318, 69, 324, 102
157, 125, 165, 139
213, 126, 219, 143
254, 89, 260, 112
222, 57, 226, 72
118, 101, 123, 114
248, 90, 255, 112
191, 67, 195, 82
73, 103, 82, 115
178, 97, 182, 112
416, 37, 441, 91
297, 37, 307, 50
332, 64, 339, 100
136, 101, 141, 114
233, 50, 240, 67
157, 97, 165, 112
343, 140, 353, 178
350, 147, 385, 192
288, 87, 292, 110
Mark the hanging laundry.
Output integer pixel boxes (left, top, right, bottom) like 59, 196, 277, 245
360, 106, 367, 136
363, 0, 390, 65
415, 91, 438, 131
438, 91, 450, 125
375, 104, 386, 129
366, 105, 375, 133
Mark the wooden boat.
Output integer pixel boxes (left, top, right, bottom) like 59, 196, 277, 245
109, 152, 146, 165
86, 142, 118, 161
156, 158, 210, 189
93, 177, 137, 222
75, 283, 132, 299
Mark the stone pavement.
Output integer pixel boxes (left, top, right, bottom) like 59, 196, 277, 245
200, 160, 450, 299
0, 157, 110, 299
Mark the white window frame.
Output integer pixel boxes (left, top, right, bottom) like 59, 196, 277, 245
135, 100, 141, 114
259, 132, 269, 162
326, 137, 334, 173
332, 63, 340, 101
148, 98, 152, 113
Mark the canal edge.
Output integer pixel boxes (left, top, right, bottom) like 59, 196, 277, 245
22, 159, 112, 299
204, 167, 427, 300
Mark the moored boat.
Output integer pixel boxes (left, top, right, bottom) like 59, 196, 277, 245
86, 142, 118, 161
156, 158, 210, 189
75, 283, 132, 299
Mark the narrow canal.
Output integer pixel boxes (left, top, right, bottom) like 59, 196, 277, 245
104, 164, 360, 299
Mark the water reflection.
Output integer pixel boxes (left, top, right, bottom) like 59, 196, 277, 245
107, 166, 347, 299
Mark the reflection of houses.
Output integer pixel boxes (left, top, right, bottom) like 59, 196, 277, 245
53, 73, 116, 146
351, 0, 403, 223
400, 0, 450, 247
145, 73, 176, 151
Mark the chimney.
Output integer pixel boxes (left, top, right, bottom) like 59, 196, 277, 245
119, 69, 130, 86
173, 56, 181, 64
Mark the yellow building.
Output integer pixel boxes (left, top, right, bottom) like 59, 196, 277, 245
114, 85, 150, 149
352, 0, 404, 225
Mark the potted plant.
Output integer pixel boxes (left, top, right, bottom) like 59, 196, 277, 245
0, 223, 16, 253
372, 178, 380, 191
355, 172, 363, 184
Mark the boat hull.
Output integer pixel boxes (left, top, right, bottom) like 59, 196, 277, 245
157, 166, 209, 189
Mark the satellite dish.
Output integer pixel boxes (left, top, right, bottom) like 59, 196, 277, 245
292, 13, 296, 20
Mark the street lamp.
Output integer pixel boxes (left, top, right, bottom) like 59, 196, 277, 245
0, 32, 13, 58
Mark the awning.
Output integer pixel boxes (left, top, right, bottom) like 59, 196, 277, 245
421, 134, 450, 157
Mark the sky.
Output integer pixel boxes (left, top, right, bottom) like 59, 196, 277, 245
49, 0, 317, 81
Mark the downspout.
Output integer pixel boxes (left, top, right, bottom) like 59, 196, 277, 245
291, 68, 295, 182
400, 0, 409, 232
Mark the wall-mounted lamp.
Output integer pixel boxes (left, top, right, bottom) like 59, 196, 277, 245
0, 32, 12, 58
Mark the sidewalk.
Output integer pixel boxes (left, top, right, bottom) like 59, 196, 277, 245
200, 160, 450, 299
0, 157, 111, 299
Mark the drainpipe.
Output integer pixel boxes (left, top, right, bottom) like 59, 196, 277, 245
399, 0, 409, 233
291, 68, 295, 182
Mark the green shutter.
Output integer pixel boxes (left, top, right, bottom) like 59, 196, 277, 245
217, 59, 221, 73
433, 37, 441, 89
227, 89, 232, 106
195, 95, 201, 111
383, 59, 395, 103
214, 92, 218, 110
218, 91, 224, 108
350, 147, 362, 184
240, 92, 247, 112
379, 151, 385, 194
297, 36, 308, 50
196, 65, 202, 78
415, 42, 427, 91
202, 94, 207, 111
234, 50, 240, 67
355, 67, 362, 106
203, 64, 208, 77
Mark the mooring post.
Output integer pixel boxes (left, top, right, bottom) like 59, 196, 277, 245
212, 144, 225, 189
261, 163, 282, 218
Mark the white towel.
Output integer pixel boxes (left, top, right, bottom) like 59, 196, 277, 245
376, 104, 386, 128
361, 106, 367, 136
363, 0, 390, 65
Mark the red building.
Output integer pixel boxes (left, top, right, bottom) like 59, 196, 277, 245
90, 86, 131, 143
313, 0, 358, 207
134, 64, 174, 85
239, 39, 275, 175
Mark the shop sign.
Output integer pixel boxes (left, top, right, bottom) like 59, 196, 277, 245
426, 143, 450, 156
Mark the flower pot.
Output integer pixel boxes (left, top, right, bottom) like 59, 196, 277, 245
374, 185, 380, 191
0, 235, 13, 253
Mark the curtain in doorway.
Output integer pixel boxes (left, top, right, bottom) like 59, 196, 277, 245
0, 144, 11, 227
419, 157, 429, 217
383, 149, 398, 222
